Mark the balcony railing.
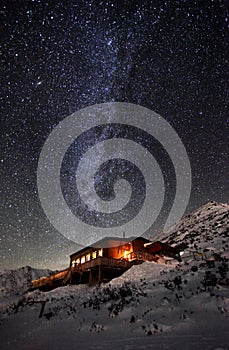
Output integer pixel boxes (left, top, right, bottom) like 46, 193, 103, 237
127, 251, 158, 262
31, 268, 70, 288
32, 252, 157, 290
72, 256, 132, 272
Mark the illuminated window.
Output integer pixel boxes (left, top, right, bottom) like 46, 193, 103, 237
81, 256, 85, 264
98, 248, 103, 257
72, 260, 76, 266
92, 251, 97, 259
76, 258, 80, 264
86, 253, 91, 262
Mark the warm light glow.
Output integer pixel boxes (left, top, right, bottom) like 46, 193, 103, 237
123, 249, 133, 261
86, 253, 91, 261
92, 251, 97, 259
144, 242, 153, 247
72, 258, 81, 266
81, 256, 85, 263
98, 248, 103, 257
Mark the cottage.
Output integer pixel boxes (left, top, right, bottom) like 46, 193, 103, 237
31, 236, 181, 290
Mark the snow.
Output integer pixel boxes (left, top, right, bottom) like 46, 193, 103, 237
0, 266, 53, 298
155, 201, 229, 246
0, 202, 228, 349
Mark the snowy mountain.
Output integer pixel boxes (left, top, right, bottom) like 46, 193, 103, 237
155, 201, 229, 257
157, 201, 229, 245
0, 266, 53, 299
0, 202, 228, 350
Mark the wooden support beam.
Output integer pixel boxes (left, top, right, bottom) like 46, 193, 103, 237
89, 269, 92, 286
98, 266, 101, 285
39, 301, 46, 318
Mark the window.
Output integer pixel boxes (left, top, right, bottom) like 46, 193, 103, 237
86, 253, 91, 262
76, 258, 80, 264
81, 256, 85, 264
98, 248, 103, 257
92, 251, 97, 259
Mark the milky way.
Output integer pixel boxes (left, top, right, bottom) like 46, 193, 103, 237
0, 1, 228, 269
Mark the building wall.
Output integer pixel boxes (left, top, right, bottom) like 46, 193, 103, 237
70, 239, 134, 266
70, 237, 169, 267
106, 243, 132, 259
132, 237, 150, 252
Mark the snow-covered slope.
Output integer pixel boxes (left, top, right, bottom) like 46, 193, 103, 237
0, 266, 53, 298
0, 201, 228, 350
0, 257, 228, 349
155, 201, 229, 256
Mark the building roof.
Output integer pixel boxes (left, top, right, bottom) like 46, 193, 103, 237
70, 236, 150, 258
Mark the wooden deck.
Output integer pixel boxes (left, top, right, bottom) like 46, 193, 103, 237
73, 256, 132, 272
31, 268, 70, 289
31, 256, 133, 290
31, 251, 166, 290
128, 251, 160, 262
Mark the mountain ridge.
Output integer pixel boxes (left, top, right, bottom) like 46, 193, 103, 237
154, 201, 228, 253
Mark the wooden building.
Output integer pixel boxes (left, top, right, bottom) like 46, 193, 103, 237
31, 236, 181, 290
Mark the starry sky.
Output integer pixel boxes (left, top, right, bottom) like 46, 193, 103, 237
1, 0, 228, 270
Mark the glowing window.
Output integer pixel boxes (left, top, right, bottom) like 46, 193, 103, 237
98, 249, 103, 257
86, 253, 91, 262
76, 258, 80, 264
81, 256, 85, 264
92, 251, 97, 259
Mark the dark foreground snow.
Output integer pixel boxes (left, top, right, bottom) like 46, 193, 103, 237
0, 202, 228, 350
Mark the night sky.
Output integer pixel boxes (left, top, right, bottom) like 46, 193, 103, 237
1, 0, 228, 270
